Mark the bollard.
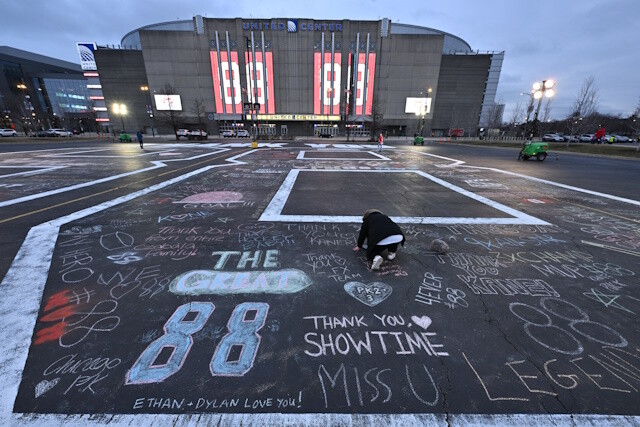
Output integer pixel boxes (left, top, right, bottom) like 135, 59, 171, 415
555, 153, 558, 162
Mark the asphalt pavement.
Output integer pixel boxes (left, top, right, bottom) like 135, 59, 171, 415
0, 139, 639, 426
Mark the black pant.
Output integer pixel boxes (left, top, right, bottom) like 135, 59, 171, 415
370, 243, 399, 260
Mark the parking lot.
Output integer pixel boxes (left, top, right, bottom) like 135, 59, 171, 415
0, 140, 639, 425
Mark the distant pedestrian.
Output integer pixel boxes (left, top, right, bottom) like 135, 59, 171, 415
137, 130, 143, 149
594, 126, 605, 144
377, 133, 384, 152
353, 209, 405, 271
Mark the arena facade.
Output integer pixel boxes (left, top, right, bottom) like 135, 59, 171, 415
86, 16, 503, 137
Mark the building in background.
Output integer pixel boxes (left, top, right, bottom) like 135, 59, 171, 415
76, 42, 111, 132
0, 46, 95, 134
93, 17, 503, 138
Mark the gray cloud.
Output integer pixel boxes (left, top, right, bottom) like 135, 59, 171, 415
2, 0, 638, 120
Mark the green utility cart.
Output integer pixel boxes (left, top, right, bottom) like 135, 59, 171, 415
119, 131, 131, 143
413, 135, 424, 145
518, 141, 548, 161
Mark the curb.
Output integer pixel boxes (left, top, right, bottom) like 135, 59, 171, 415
425, 140, 640, 162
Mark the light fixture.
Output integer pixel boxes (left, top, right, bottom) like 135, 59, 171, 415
544, 89, 555, 98
112, 103, 127, 115
532, 82, 542, 91
544, 80, 555, 89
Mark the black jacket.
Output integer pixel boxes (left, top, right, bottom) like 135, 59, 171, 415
357, 212, 405, 260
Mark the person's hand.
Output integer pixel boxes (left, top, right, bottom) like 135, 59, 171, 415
352, 246, 360, 252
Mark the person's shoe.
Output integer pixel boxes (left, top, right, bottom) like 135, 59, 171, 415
387, 252, 396, 260
371, 255, 383, 270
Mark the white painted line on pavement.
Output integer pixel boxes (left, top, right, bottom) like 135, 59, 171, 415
0, 162, 163, 208
259, 169, 548, 225
0, 166, 67, 179
581, 240, 640, 257
297, 150, 391, 161
0, 147, 86, 155
44, 149, 172, 158
460, 165, 640, 207
0, 149, 231, 208
41, 147, 114, 157
419, 152, 466, 167
0, 153, 249, 426
419, 152, 640, 207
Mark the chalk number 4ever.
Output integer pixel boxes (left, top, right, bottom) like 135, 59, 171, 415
126, 302, 268, 384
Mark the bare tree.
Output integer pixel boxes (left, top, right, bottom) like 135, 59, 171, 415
568, 76, 599, 136
191, 98, 206, 131
508, 101, 524, 136
369, 99, 383, 141
448, 105, 461, 133
156, 84, 183, 140
630, 96, 640, 151
465, 104, 482, 136
486, 103, 504, 130
629, 97, 640, 133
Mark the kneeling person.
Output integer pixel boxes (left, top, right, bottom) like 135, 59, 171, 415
353, 209, 405, 270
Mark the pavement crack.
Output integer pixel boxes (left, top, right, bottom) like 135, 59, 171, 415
475, 293, 576, 417
436, 356, 453, 427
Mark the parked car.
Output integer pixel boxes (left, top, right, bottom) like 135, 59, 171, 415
579, 134, 594, 142
0, 128, 18, 137
221, 130, 234, 138
612, 134, 631, 143
542, 133, 563, 142
119, 131, 131, 142
72, 128, 84, 135
176, 129, 189, 139
187, 129, 208, 140
31, 130, 49, 137
46, 128, 71, 137
564, 135, 579, 142
236, 129, 250, 138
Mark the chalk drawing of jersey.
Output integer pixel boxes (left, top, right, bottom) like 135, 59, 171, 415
174, 191, 244, 204
170, 269, 312, 295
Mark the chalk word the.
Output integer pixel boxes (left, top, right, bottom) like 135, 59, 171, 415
170, 269, 312, 295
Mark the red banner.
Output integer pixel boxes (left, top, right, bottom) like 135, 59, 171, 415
210, 51, 242, 114
245, 51, 275, 114
353, 52, 376, 116
314, 52, 342, 115
365, 52, 375, 116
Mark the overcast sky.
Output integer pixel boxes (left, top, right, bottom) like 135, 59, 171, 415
2, 0, 639, 120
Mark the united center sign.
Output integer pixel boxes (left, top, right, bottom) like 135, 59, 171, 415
242, 20, 343, 32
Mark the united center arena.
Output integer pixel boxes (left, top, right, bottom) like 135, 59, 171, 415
85, 16, 503, 138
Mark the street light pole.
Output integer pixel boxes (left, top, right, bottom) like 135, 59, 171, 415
112, 103, 127, 135
16, 83, 32, 135
531, 79, 555, 139
140, 85, 155, 137
520, 92, 534, 140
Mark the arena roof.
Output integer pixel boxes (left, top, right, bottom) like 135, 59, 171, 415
120, 18, 473, 54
